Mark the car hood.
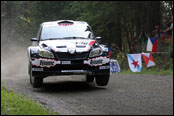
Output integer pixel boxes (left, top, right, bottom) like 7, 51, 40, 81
39, 39, 96, 52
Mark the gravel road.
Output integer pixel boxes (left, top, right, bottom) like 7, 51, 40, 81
2, 72, 173, 115
1, 43, 173, 115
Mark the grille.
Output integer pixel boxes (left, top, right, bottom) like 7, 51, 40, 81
55, 52, 89, 60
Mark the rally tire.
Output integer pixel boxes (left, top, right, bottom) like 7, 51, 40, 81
32, 77, 43, 88
86, 75, 95, 82
29, 62, 43, 88
95, 74, 110, 86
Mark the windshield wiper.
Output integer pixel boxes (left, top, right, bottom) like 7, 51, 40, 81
41, 37, 88, 41
41, 38, 62, 41
62, 37, 88, 39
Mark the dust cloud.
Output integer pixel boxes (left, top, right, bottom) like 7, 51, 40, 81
1, 31, 30, 81
1, 31, 85, 83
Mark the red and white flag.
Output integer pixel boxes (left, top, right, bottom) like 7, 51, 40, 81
142, 53, 155, 67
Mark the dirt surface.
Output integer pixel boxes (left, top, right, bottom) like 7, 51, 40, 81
1, 41, 173, 115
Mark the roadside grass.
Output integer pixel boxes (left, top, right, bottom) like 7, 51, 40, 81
1, 86, 58, 115
119, 69, 173, 75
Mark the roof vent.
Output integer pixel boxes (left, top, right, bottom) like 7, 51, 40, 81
58, 20, 74, 26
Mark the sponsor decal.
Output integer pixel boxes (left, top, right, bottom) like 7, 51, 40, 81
40, 60, 54, 66
99, 65, 110, 70
84, 56, 110, 66
88, 40, 96, 46
90, 60, 103, 65
61, 61, 71, 64
32, 68, 43, 71
32, 58, 60, 68
76, 41, 88, 45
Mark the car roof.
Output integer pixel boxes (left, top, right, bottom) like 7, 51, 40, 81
41, 20, 89, 27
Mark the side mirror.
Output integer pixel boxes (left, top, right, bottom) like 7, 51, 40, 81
31, 38, 38, 41
95, 36, 101, 40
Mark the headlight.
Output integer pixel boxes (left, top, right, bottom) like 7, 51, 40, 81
89, 48, 102, 57
38, 49, 54, 58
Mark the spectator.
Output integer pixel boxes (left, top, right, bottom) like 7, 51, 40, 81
159, 18, 172, 44
139, 31, 148, 52
160, 16, 173, 43
104, 42, 112, 58
97, 39, 102, 44
163, 16, 173, 38
111, 43, 120, 51
162, 16, 173, 57
153, 25, 161, 38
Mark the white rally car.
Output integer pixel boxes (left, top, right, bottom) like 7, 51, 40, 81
28, 20, 110, 88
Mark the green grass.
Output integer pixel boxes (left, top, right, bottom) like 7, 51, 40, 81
120, 69, 173, 75
1, 86, 58, 115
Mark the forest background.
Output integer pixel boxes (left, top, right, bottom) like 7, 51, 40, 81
1, 1, 173, 71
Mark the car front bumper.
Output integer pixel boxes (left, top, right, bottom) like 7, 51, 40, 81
31, 56, 110, 77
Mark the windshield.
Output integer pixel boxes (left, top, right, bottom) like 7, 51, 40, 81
40, 25, 94, 40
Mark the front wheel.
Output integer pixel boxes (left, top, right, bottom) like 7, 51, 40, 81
95, 74, 110, 86
86, 75, 94, 82
29, 62, 43, 88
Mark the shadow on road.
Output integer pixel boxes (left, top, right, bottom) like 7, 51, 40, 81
34, 81, 106, 93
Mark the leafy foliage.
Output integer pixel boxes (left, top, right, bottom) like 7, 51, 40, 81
1, 1, 173, 70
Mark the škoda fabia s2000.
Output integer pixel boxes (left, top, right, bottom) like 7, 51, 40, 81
28, 20, 110, 88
